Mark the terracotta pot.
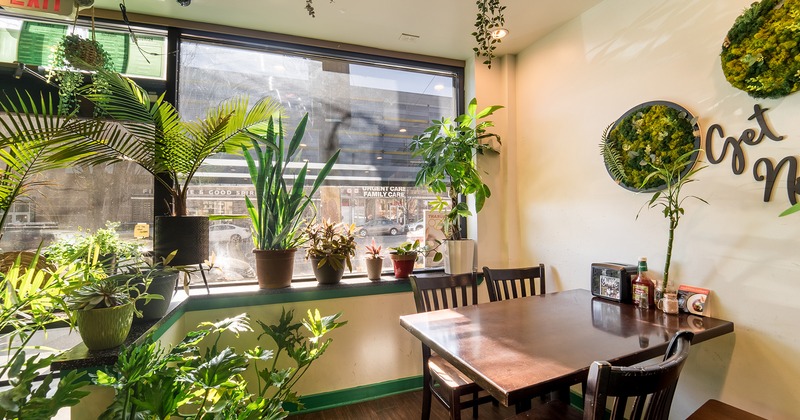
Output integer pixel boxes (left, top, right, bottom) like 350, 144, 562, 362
74, 302, 134, 351
311, 257, 345, 285
155, 216, 209, 266
390, 253, 417, 278
253, 249, 296, 289
365, 257, 384, 281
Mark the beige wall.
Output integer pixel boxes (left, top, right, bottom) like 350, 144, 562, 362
474, 0, 798, 418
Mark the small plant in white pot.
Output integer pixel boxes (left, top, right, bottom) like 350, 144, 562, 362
364, 238, 384, 281
410, 98, 503, 274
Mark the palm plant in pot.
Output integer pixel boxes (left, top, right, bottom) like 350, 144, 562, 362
304, 219, 356, 285
410, 98, 503, 274
242, 114, 339, 288
364, 238, 384, 281
0, 90, 95, 240
54, 70, 282, 266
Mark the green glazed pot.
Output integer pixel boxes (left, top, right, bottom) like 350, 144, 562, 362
75, 302, 135, 351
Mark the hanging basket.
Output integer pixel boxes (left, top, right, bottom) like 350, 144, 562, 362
62, 34, 106, 70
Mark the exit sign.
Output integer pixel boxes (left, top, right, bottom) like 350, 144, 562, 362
0, 0, 73, 16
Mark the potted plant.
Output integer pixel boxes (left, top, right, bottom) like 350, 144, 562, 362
46, 33, 115, 115
638, 149, 707, 296
241, 115, 339, 289
56, 70, 282, 266
410, 98, 503, 274
93, 309, 346, 419
304, 219, 356, 285
66, 275, 158, 351
364, 238, 384, 281
389, 240, 422, 279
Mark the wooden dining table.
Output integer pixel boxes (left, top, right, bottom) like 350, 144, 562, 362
399, 288, 734, 408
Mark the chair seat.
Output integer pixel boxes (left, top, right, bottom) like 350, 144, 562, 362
428, 355, 482, 391
512, 400, 583, 420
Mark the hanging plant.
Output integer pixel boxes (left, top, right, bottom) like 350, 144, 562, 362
47, 34, 114, 115
600, 101, 700, 192
46, 5, 115, 116
721, 0, 800, 99
472, 0, 506, 68
305, 0, 334, 17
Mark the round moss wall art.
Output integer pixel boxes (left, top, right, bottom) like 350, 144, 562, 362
600, 101, 700, 192
721, 0, 800, 99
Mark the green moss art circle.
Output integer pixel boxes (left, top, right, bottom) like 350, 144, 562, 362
602, 101, 700, 192
721, 0, 800, 99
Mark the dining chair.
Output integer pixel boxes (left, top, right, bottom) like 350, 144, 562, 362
409, 272, 495, 420
482, 264, 546, 302
514, 330, 695, 420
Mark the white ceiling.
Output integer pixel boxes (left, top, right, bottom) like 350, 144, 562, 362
91, 0, 603, 60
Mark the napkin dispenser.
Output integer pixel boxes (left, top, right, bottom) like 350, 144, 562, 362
590, 262, 638, 303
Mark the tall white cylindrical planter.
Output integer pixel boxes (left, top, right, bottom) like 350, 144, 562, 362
444, 239, 476, 274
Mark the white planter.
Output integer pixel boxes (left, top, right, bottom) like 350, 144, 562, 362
444, 239, 476, 274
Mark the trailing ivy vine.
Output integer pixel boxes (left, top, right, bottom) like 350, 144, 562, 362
46, 34, 114, 115
472, 0, 506, 68
306, 0, 334, 17
721, 0, 800, 99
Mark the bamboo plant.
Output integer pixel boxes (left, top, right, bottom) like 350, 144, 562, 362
638, 150, 707, 291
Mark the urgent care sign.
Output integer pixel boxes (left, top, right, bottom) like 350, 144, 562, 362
0, 0, 73, 16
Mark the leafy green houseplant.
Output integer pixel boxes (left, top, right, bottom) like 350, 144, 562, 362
241, 115, 339, 288
45, 221, 140, 275
0, 251, 90, 419
303, 219, 356, 284
411, 98, 502, 274
388, 240, 429, 278
93, 309, 346, 419
58, 70, 282, 265
638, 150, 707, 293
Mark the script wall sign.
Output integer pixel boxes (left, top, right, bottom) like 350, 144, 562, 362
705, 104, 798, 205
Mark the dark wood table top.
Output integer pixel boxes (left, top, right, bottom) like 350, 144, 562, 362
399, 288, 734, 407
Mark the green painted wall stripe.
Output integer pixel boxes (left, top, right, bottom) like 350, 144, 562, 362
293, 376, 422, 413
291, 376, 584, 415
184, 281, 413, 312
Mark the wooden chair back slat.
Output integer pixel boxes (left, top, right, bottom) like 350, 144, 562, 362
410, 272, 479, 313
482, 265, 546, 302
583, 331, 694, 420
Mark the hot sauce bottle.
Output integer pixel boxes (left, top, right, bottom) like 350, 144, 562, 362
632, 257, 655, 309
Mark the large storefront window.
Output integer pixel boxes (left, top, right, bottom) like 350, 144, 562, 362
0, 13, 165, 251
178, 37, 461, 282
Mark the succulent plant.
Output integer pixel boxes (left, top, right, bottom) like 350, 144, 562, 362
67, 276, 135, 311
